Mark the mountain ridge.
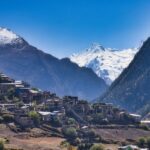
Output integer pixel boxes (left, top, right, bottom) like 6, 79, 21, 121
0, 27, 107, 100
70, 43, 138, 85
98, 37, 150, 115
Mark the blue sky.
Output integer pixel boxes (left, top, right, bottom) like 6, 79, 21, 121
0, 0, 150, 58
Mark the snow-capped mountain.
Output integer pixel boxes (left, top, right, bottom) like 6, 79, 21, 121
0, 27, 107, 100
70, 43, 138, 85
0, 27, 27, 48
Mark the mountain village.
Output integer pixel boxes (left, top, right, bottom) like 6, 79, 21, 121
0, 72, 150, 150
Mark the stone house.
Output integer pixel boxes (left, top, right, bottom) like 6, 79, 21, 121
74, 100, 90, 114
45, 98, 63, 111
14, 114, 34, 128
0, 73, 14, 83
0, 83, 15, 95
38, 111, 51, 122
63, 96, 78, 107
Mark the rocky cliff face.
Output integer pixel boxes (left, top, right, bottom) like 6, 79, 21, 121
99, 38, 150, 115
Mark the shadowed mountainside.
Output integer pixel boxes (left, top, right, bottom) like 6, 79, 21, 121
98, 37, 150, 115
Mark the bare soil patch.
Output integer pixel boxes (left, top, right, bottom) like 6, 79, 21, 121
94, 127, 150, 143
0, 124, 65, 150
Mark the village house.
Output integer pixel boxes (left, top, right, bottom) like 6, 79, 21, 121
15, 87, 43, 103
20, 105, 31, 113
0, 78, 29, 96
0, 104, 17, 112
38, 110, 65, 122
45, 98, 63, 111
118, 145, 148, 150
91, 103, 114, 117
74, 100, 90, 114
15, 87, 31, 102
0, 83, 16, 95
38, 111, 51, 122
141, 120, 150, 127
50, 110, 65, 120
129, 113, 141, 122
63, 96, 79, 107
0, 73, 14, 83
28, 89, 44, 103
43, 91, 51, 99
14, 114, 34, 128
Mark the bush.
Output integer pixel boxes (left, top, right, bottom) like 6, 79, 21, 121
60, 141, 76, 150
0, 140, 4, 150
139, 124, 149, 131
138, 137, 145, 148
28, 111, 40, 125
60, 140, 70, 148
92, 113, 104, 124
87, 130, 96, 138
78, 143, 92, 150
147, 137, 150, 148
67, 145, 76, 150
90, 144, 105, 150
74, 138, 81, 145
7, 87, 15, 98
0, 117, 4, 123
13, 97, 20, 103
51, 117, 62, 127
67, 118, 76, 125
2, 114, 14, 123
63, 127, 77, 140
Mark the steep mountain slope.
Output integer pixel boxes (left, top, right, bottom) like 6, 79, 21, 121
70, 43, 138, 85
0, 28, 107, 100
99, 38, 150, 115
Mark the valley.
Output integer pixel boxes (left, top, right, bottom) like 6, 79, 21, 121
0, 1, 150, 149
0, 28, 150, 150
0, 71, 150, 150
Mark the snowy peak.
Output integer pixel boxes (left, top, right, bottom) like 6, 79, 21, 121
0, 27, 19, 44
70, 44, 138, 85
0, 27, 27, 48
87, 43, 105, 52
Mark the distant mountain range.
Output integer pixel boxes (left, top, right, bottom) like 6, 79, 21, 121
98, 38, 150, 115
0, 27, 107, 100
70, 43, 138, 85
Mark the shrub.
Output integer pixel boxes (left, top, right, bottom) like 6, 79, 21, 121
63, 127, 77, 140
0, 140, 4, 150
0, 76, 2, 83
78, 143, 92, 150
138, 137, 145, 148
60, 141, 76, 150
67, 118, 76, 125
74, 138, 81, 145
127, 147, 133, 150
28, 111, 40, 125
0, 117, 4, 123
60, 140, 70, 148
147, 137, 150, 148
67, 145, 76, 150
7, 87, 15, 98
92, 113, 103, 124
51, 117, 62, 127
2, 114, 14, 123
87, 129, 96, 138
13, 97, 20, 103
90, 144, 105, 150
